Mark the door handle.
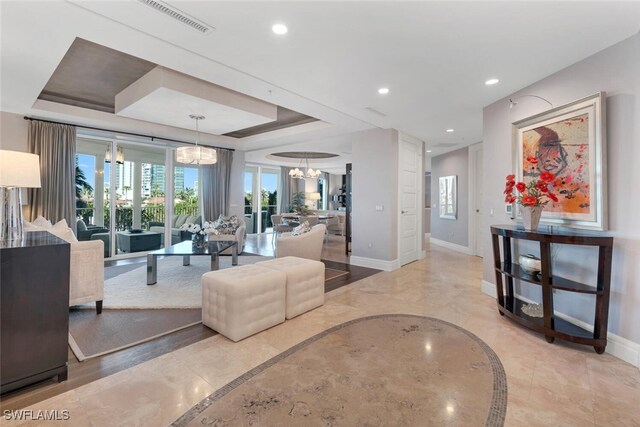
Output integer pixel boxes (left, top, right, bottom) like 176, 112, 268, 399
401, 210, 407, 214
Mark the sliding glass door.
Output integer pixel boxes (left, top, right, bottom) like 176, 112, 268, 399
244, 165, 279, 234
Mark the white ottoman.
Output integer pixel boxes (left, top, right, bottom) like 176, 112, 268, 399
257, 256, 325, 319
202, 264, 286, 342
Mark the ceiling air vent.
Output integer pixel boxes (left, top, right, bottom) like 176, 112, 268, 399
364, 107, 387, 117
137, 0, 215, 34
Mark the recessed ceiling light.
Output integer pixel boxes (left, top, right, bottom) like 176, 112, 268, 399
272, 23, 288, 35
378, 87, 389, 95
485, 78, 500, 85
426, 150, 432, 153
446, 129, 455, 133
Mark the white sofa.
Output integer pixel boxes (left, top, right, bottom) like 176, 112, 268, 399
26, 219, 104, 314
275, 224, 326, 261
206, 217, 247, 255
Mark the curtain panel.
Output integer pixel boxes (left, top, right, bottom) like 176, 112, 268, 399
278, 167, 307, 213
201, 149, 233, 221
27, 120, 77, 233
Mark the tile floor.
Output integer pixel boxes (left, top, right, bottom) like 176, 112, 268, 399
4, 240, 639, 426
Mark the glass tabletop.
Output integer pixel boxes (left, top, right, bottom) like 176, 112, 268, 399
150, 239, 237, 256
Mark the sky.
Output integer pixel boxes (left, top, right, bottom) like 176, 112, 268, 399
244, 171, 277, 193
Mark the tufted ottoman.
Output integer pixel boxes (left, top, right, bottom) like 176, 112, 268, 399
257, 256, 325, 319
202, 265, 286, 342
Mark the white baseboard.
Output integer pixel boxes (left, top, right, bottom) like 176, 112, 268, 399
350, 256, 400, 272
429, 237, 472, 255
481, 280, 497, 298
419, 250, 426, 260
481, 281, 640, 368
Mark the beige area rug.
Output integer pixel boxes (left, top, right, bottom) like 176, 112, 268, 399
69, 258, 351, 361
93, 255, 274, 310
173, 314, 507, 427
68, 308, 202, 361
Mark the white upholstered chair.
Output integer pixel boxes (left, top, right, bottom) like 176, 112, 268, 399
275, 224, 326, 261
271, 214, 294, 242
26, 218, 104, 314
206, 216, 247, 255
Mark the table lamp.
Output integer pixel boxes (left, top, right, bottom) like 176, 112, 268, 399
308, 192, 321, 210
0, 150, 42, 241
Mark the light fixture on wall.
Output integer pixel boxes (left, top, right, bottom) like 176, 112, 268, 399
105, 145, 124, 164
289, 153, 321, 179
0, 150, 42, 241
176, 115, 217, 165
509, 95, 553, 109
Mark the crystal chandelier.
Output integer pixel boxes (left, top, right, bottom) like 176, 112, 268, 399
289, 154, 321, 179
176, 115, 217, 165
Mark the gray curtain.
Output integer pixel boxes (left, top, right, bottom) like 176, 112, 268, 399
278, 167, 306, 213
27, 120, 77, 233
279, 167, 293, 213
201, 149, 233, 221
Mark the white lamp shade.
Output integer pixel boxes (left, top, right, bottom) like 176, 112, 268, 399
175, 146, 217, 165
308, 192, 321, 200
0, 150, 41, 188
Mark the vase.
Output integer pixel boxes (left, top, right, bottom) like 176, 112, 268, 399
192, 233, 207, 250
521, 205, 543, 231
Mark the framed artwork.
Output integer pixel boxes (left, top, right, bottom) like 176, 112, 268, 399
512, 92, 607, 230
439, 175, 457, 219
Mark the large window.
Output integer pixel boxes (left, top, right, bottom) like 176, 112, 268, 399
76, 136, 201, 258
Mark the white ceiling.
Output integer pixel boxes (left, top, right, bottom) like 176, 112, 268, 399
2, 1, 639, 169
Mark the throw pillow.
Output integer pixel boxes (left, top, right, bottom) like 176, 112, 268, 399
33, 216, 52, 228
173, 214, 188, 228
76, 218, 88, 231
51, 219, 78, 243
291, 221, 312, 236
212, 214, 240, 235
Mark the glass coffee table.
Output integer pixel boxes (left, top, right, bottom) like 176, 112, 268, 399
146, 240, 238, 285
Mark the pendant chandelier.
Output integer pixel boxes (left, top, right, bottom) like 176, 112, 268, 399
289, 154, 322, 179
105, 145, 124, 164
176, 114, 217, 165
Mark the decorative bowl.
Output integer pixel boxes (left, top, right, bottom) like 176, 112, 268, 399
519, 254, 541, 275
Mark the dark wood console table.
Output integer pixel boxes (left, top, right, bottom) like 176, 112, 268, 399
490, 225, 613, 353
1, 231, 70, 394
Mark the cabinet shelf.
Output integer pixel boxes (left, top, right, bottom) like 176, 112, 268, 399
497, 262, 602, 294
491, 225, 613, 354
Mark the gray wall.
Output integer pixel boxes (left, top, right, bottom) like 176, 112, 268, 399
482, 33, 640, 346
1, 111, 28, 152
430, 146, 469, 247
352, 128, 399, 261
227, 150, 245, 218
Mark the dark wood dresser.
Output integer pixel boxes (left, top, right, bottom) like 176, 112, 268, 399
1, 231, 70, 394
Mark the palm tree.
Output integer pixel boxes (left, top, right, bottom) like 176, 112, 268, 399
75, 156, 93, 199
75, 157, 93, 211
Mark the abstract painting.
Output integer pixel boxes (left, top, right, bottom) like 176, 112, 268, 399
513, 92, 607, 230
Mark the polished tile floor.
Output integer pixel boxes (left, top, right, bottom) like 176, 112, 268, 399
4, 240, 639, 426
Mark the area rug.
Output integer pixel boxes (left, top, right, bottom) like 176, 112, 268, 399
68, 308, 202, 361
172, 314, 507, 426
69, 258, 354, 361
94, 255, 274, 310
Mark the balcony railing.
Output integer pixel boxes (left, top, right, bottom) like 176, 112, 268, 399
76, 205, 199, 231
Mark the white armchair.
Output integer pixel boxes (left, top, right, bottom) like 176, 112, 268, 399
206, 217, 247, 255
276, 224, 326, 261
26, 219, 104, 314
69, 240, 105, 313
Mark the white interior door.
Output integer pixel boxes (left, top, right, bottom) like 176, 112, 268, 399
399, 137, 422, 266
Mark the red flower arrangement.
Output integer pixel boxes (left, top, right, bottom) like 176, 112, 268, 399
504, 157, 559, 207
